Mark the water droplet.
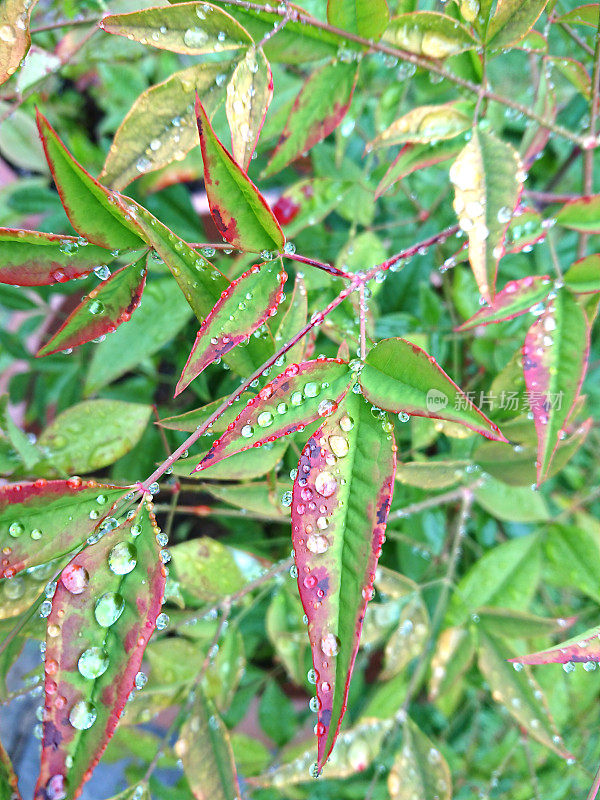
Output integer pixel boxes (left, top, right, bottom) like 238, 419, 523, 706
318, 399, 337, 417
257, 412, 273, 428
156, 612, 169, 630
315, 472, 337, 497
78, 647, 109, 679
339, 415, 354, 432
307, 533, 329, 554
108, 542, 137, 575
69, 700, 97, 730
95, 592, 125, 627
321, 632, 340, 657
45, 775, 68, 800
8, 521, 24, 538
61, 564, 89, 595
309, 695, 320, 712
281, 491, 292, 507
328, 435, 349, 457
241, 424, 254, 438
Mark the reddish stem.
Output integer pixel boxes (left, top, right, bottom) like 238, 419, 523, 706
283, 251, 352, 279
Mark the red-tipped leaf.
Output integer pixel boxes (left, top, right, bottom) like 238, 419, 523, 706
0, 480, 128, 579
522, 287, 589, 484
194, 359, 353, 473
0, 229, 113, 286
176, 259, 286, 395
291, 392, 396, 768
35, 501, 166, 800
510, 624, 600, 666
456, 275, 553, 330
37, 255, 148, 357
195, 96, 284, 253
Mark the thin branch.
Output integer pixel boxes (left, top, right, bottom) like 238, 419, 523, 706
221, 0, 590, 147
29, 15, 102, 33
578, 12, 600, 257
558, 22, 595, 57
283, 251, 352, 279
388, 480, 483, 522
358, 284, 367, 361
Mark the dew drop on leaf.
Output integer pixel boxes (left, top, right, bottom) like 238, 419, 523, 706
69, 700, 97, 730
78, 647, 109, 679
315, 471, 337, 497
61, 564, 89, 595
321, 633, 341, 657
45, 775, 68, 800
339, 414, 354, 432
94, 592, 125, 627
328, 435, 349, 457
108, 542, 137, 575
8, 521, 24, 538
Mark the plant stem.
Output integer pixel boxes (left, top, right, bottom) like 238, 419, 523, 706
587, 761, 600, 800
29, 15, 102, 33
283, 251, 352, 279
578, 13, 600, 257
221, 0, 590, 146
388, 480, 483, 522
358, 284, 367, 361
368, 224, 460, 278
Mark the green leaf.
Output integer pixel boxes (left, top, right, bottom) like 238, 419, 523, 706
84, 278, 193, 395
477, 628, 572, 758
291, 392, 396, 768
383, 11, 478, 57
429, 627, 474, 702
99, 62, 234, 191
36, 502, 166, 800
510, 622, 600, 666
273, 178, 354, 236
210, 2, 341, 63
556, 194, 600, 233
564, 254, 600, 293
196, 359, 353, 474
256, 717, 393, 786
395, 460, 469, 489
388, 717, 451, 800
0, 394, 42, 470
0, 100, 47, 173
0, 0, 39, 86
556, 5, 599, 27
176, 259, 285, 395
375, 140, 462, 198
359, 338, 505, 441
258, 681, 297, 745
263, 60, 359, 178
266, 586, 310, 684
544, 524, 600, 604
456, 274, 553, 330
0, 479, 126, 578
379, 572, 429, 680
450, 127, 523, 303
271, 271, 307, 367
175, 689, 241, 800
100, 2, 252, 54
522, 288, 589, 484
0, 228, 113, 286
37, 400, 152, 475
35, 111, 145, 251
173, 439, 288, 481
477, 607, 576, 639
486, 0, 549, 50
198, 480, 289, 518
474, 477, 549, 522
327, 0, 390, 39
226, 47, 273, 171
158, 392, 254, 433
37, 254, 148, 357
170, 536, 260, 604
196, 97, 285, 252
447, 534, 540, 625
368, 102, 472, 150
0, 738, 20, 800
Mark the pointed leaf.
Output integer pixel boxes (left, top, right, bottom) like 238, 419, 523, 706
35, 502, 166, 800
37, 255, 147, 357
0, 394, 42, 470
556, 5, 599, 27
447, 534, 540, 625
291, 392, 396, 768
0, 479, 127, 578
263, 60, 358, 178
368, 102, 472, 150
375, 140, 462, 198
456, 275, 553, 330
158, 392, 254, 433
564, 254, 600, 293
99, 62, 233, 191
522, 287, 589, 484
383, 11, 478, 58
359, 338, 506, 441
195, 358, 352, 473
429, 627, 474, 702
450, 128, 523, 302
503, 209, 546, 254
100, 2, 251, 54
478, 607, 577, 639
272, 272, 307, 366
0, 0, 39, 86
35, 112, 145, 251
37, 400, 152, 476
544, 524, 600, 604
273, 178, 353, 236
197, 480, 289, 518
510, 624, 600, 666
196, 96, 284, 252
327, 0, 389, 39
486, 0, 549, 50
175, 439, 288, 481
0, 229, 113, 286
226, 47, 273, 171
556, 194, 600, 233
474, 477, 549, 522
84, 279, 193, 395
176, 259, 285, 395
175, 689, 240, 800
388, 718, 451, 800
477, 629, 572, 758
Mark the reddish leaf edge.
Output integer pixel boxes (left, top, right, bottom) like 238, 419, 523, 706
455, 275, 553, 331
36, 256, 148, 358
195, 94, 285, 251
